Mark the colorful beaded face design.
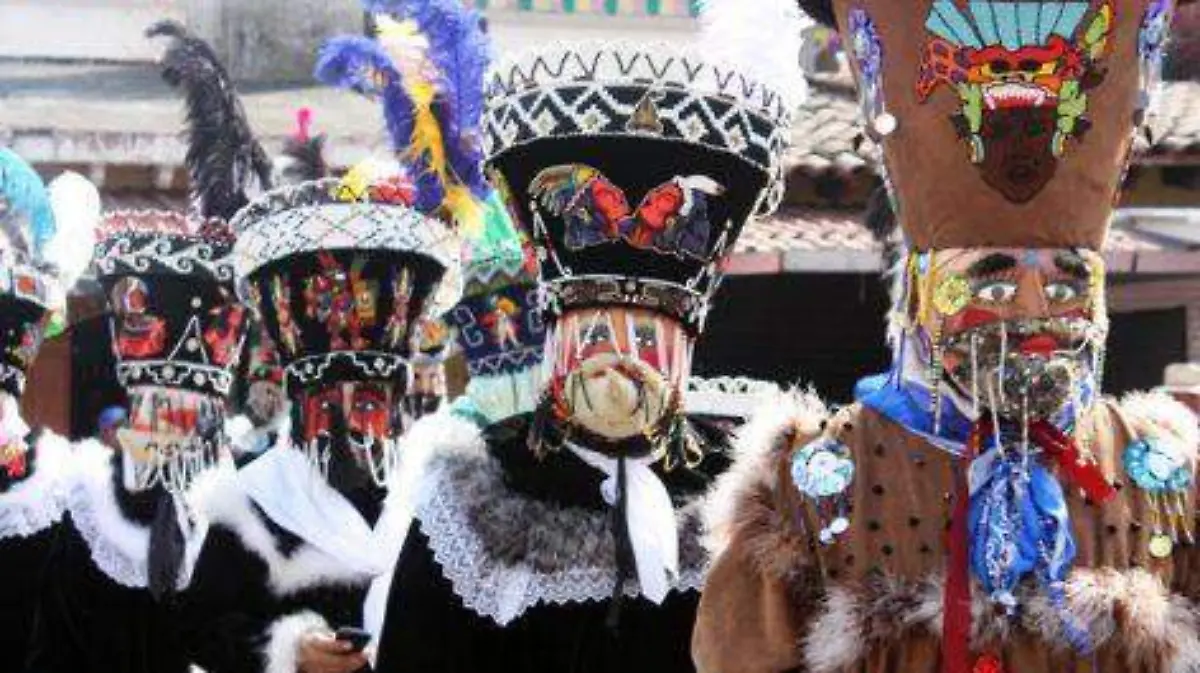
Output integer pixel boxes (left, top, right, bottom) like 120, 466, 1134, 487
917, 1, 1115, 203
547, 306, 692, 441
914, 247, 1105, 421
116, 385, 226, 493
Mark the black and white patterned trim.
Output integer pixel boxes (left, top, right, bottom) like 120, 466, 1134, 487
116, 359, 235, 397
283, 350, 410, 389
466, 345, 543, 378
231, 179, 462, 315
94, 231, 235, 284
484, 42, 794, 213
542, 274, 711, 334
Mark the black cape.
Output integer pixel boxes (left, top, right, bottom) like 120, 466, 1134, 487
25, 442, 193, 673
0, 430, 68, 672
374, 412, 730, 673
181, 457, 386, 673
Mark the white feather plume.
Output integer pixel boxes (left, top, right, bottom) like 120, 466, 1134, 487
44, 171, 101, 304
696, 0, 811, 110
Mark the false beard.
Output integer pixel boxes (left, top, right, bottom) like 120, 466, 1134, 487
943, 317, 1096, 421
561, 353, 671, 441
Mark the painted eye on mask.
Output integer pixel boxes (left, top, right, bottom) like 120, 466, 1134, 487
973, 280, 1019, 304
1044, 282, 1080, 304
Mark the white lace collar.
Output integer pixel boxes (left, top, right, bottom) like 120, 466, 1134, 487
412, 412, 707, 626
0, 430, 70, 540
66, 440, 223, 589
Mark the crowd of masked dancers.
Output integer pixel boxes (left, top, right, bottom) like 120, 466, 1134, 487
1, 1, 1199, 672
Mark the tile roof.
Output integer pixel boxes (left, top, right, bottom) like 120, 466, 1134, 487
789, 79, 1200, 178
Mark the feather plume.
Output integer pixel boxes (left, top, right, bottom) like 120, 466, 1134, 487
318, 0, 490, 234
147, 20, 273, 221
697, 0, 809, 109
274, 108, 330, 185
0, 149, 55, 265
44, 172, 100, 298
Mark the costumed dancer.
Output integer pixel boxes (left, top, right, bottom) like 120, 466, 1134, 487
442, 180, 548, 429
0, 151, 99, 670
694, 2, 1200, 672
179, 1, 474, 670
226, 109, 330, 464
405, 315, 452, 420
26, 20, 265, 673
372, 0, 803, 670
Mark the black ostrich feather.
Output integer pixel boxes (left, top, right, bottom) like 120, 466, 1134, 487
277, 134, 329, 184
797, 0, 836, 28
147, 20, 273, 221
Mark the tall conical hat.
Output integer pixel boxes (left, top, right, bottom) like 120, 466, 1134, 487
822, 0, 1183, 250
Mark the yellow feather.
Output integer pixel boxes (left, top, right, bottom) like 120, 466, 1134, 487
443, 184, 484, 236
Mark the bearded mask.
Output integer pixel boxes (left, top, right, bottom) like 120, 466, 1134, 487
906, 247, 1107, 423
293, 380, 404, 489
545, 307, 691, 444
117, 385, 226, 494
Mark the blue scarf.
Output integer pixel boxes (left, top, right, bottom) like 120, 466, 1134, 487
857, 369, 1089, 647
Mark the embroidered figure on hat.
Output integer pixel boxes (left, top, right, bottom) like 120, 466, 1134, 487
110, 276, 168, 359
270, 275, 301, 356
530, 164, 724, 261
917, 1, 1114, 203
480, 295, 522, 348
382, 266, 412, 350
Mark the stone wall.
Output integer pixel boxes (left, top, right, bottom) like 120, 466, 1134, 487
185, 0, 364, 84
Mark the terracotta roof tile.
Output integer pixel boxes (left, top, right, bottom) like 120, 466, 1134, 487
789, 80, 1200, 177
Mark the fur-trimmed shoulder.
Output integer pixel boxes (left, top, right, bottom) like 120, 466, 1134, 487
702, 388, 828, 558
1111, 391, 1200, 467
0, 429, 72, 539
196, 466, 372, 597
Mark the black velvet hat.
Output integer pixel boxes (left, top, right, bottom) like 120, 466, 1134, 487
232, 180, 459, 391
94, 212, 246, 398
484, 43, 795, 335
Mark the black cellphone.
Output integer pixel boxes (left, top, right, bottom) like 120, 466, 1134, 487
334, 626, 371, 652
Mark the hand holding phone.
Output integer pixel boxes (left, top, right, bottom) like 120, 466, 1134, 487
334, 626, 372, 653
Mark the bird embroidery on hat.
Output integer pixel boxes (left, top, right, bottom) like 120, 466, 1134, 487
529, 164, 725, 261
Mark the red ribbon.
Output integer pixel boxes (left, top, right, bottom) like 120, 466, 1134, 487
1029, 420, 1117, 505
942, 419, 983, 673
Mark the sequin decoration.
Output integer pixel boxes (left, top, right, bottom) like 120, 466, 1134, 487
847, 7, 894, 137
1123, 438, 1192, 493
792, 436, 855, 498
1123, 437, 1195, 558
933, 273, 972, 316
791, 435, 856, 546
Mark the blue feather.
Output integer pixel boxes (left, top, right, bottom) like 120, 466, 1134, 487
0, 149, 55, 260
315, 36, 416, 157
363, 0, 491, 197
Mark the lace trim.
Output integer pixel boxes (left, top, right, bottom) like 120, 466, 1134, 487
67, 441, 209, 589
417, 450, 706, 626
0, 433, 68, 540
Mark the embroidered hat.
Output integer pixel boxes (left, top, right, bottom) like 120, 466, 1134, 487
444, 181, 547, 425
484, 0, 805, 335
95, 21, 273, 400
0, 151, 100, 396
828, 0, 1181, 250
